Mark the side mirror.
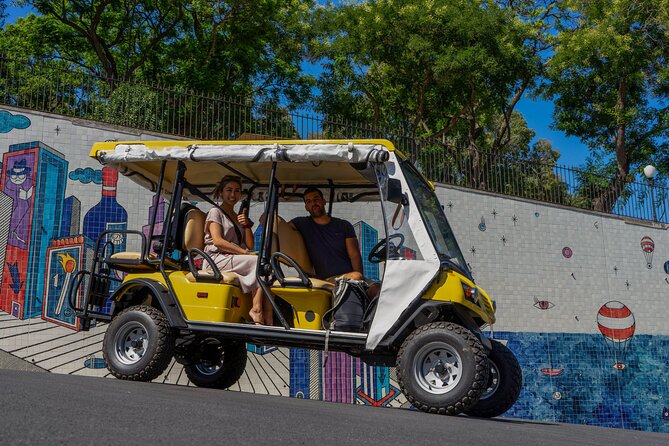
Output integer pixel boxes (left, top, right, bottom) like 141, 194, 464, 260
388, 178, 408, 205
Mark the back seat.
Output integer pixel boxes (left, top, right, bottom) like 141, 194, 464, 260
267, 215, 334, 292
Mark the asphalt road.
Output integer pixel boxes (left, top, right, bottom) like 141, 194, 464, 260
0, 369, 666, 446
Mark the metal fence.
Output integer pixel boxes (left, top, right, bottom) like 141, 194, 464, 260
0, 55, 666, 224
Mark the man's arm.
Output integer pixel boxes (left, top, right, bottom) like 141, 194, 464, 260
345, 237, 363, 275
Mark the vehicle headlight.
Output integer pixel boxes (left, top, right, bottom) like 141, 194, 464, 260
462, 284, 479, 305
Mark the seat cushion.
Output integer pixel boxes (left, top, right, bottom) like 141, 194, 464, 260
108, 251, 146, 261
186, 270, 239, 285
261, 214, 315, 276
106, 251, 179, 271
184, 208, 206, 251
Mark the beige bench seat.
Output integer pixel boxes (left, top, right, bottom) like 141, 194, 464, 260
105, 251, 178, 272
185, 270, 239, 285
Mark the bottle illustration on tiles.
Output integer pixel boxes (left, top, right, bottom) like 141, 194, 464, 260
83, 167, 128, 305
83, 167, 128, 255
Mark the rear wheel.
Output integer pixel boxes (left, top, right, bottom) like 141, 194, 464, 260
184, 337, 247, 389
103, 305, 175, 381
396, 322, 489, 415
464, 339, 522, 418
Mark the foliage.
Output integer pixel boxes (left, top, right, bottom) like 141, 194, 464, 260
6, 1, 315, 105
543, 0, 669, 212
166, 0, 316, 104
1, 0, 668, 222
311, 0, 555, 156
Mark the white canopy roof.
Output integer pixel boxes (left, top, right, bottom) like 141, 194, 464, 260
96, 142, 391, 166
89, 140, 397, 200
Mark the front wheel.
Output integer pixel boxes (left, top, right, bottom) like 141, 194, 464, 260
103, 305, 175, 381
184, 337, 247, 389
396, 322, 489, 415
464, 339, 522, 418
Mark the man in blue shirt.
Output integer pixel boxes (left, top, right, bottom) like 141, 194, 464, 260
290, 187, 364, 281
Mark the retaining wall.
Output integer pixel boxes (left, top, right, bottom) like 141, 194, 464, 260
0, 106, 667, 432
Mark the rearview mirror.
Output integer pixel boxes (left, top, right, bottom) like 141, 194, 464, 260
388, 178, 408, 205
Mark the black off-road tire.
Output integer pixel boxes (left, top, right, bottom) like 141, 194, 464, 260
396, 322, 489, 415
184, 338, 247, 389
103, 305, 175, 381
464, 339, 522, 418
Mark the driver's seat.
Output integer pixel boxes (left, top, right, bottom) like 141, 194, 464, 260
266, 215, 333, 291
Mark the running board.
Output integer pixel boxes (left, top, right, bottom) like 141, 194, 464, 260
185, 321, 368, 352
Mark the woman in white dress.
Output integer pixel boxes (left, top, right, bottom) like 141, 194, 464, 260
204, 175, 272, 325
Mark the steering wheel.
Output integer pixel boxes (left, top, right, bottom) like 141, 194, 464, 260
368, 233, 405, 264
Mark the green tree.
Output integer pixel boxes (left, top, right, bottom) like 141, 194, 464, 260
16, 0, 183, 82
6, 1, 315, 105
312, 0, 555, 159
544, 0, 669, 212
167, 0, 315, 103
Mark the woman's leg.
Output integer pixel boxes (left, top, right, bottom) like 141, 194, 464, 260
262, 291, 274, 326
249, 288, 264, 324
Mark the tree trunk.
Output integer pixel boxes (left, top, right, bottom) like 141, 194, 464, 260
592, 78, 630, 213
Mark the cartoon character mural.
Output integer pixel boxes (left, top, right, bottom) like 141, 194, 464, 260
0, 140, 134, 323
4, 156, 34, 249
0, 151, 37, 316
0, 191, 11, 294
0, 142, 68, 319
597, 301, 636, 370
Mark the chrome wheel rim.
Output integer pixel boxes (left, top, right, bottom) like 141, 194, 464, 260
114, 321, 148, 365
413, 342, 463, 394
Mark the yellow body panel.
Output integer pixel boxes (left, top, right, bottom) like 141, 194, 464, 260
422, 271, 496, 324
270, 287, 332, 330
120, 271, 251, 324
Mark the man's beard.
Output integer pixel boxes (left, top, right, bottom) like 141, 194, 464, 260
309, 205, 325, 218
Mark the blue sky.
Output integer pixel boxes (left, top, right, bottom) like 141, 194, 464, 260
516, 98, 589, 167
4, 3, 591, 167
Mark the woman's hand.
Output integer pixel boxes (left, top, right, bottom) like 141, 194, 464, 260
237, 210, 253, 229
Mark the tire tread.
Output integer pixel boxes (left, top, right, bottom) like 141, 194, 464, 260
103, 305, 175, 382
396, 322, 488, 415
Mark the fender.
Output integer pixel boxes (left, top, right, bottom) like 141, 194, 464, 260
110, 278, 187, 329
375, 300, 491, 352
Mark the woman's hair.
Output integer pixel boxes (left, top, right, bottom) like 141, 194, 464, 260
213, 175, 242, 201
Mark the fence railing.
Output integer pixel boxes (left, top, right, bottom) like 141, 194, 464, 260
0, 55, 666, 224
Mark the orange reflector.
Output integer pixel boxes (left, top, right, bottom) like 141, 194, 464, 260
196, 292, 208, 298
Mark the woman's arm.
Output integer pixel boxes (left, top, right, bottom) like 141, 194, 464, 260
237, 211, 255, 250
207, 221, 249, 255
243, 227, 254, 250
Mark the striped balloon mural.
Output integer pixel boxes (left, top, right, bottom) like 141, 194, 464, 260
597, 301, 635, 370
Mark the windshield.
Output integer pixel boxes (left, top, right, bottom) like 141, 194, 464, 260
401, 162, 470, 277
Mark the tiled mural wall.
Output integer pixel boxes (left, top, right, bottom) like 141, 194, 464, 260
0, 106, 667, 432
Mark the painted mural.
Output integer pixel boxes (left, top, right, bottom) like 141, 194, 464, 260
1, 108, 669, 434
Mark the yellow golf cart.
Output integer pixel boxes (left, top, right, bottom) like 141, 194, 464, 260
69, 139, 521, 417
